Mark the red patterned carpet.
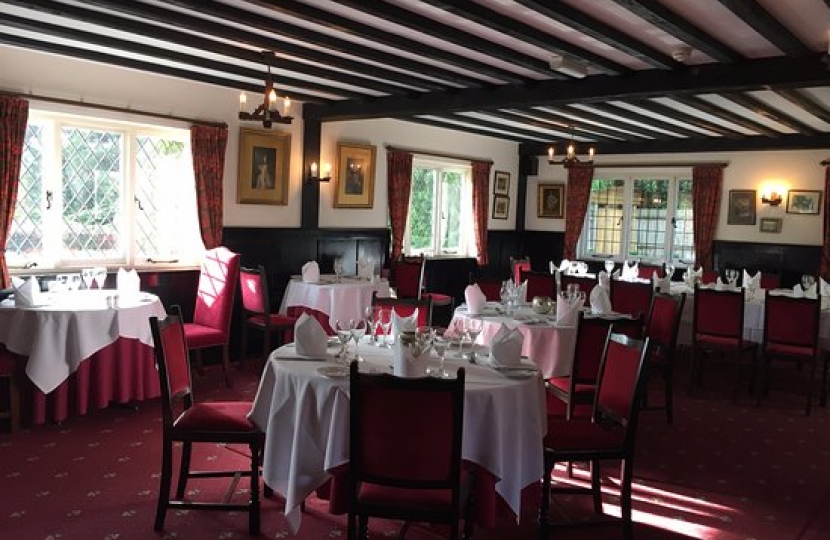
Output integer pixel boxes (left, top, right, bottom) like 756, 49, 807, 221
1, 362, 829, 540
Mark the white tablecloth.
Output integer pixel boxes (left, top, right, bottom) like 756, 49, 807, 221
279, 276, 391, 325
0, 290, 166, 393
248, 343, 547, 533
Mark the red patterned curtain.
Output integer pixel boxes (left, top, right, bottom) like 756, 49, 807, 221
387, 150, 413, 260
821, 165, 830, 279
562, 165, 594, 260
190, 124, 228, 250
691, 164, 724, 271
0, 96, 29, 289
471, 161, 491, 265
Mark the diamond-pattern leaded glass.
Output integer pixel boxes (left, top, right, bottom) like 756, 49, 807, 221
673, 179, 695, 263
8, 124, 45, 258
628, 178, 669, 261
584, 179, 624, 258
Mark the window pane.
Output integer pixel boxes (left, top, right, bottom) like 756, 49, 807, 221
8, 123, 46, 263
409, 167, 435, 252
60, 127, 123, 260
440, 171, 462, 253
628, 179, 668, 261
672, 179, 695, 263
583, 179, 624, 258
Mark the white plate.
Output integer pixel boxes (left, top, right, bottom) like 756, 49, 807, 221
494, 367, 539, 379
317, 366, 349, 379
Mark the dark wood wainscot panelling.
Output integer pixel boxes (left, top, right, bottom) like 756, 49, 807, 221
481, 230, 565, 280
713, 240, 820, 288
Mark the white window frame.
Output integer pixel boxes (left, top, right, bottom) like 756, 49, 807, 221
578, 170, 693, 266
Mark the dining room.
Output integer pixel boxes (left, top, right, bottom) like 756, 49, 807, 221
2, 2, 830, 540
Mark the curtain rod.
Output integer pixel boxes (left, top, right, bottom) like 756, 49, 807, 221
3, 91, 226, 128
384, 144, 493, 164
589, 161, 729, 169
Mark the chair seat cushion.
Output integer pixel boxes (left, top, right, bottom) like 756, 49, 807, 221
422, 292, 453, 306
247, 314, 297, 329
544, 417, 625, 451
695, 333, 743, 350
183, 322, 227, 349
174, 401, 258, 432
548, 377, 596, 396
765, 342, 817, 358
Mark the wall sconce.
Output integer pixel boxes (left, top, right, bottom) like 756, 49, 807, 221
761, 191, 783, 206
307, 162, 331, 182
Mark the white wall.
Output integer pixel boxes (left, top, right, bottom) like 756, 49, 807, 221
530, 149, 828, 246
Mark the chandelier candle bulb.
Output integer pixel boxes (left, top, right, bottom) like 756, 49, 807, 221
239, 92, 246, 112
548, 147, 554, 159
283, 96, 291, 117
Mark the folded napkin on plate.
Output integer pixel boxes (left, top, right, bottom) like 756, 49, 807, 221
294, 313, 328, 357
621, 261, 639, 281
556, 295, 584, 327
116, 268, 141, 293
13, 276, 40, 307
743, 269, 761, 289
792, 283, 818, 299
653, 271, 671, 294
464, 283, 487, 315
356, 257, 373, 280
392, 308, 419, 337
589, 284, 612, 315
301, 261, 320, 283
598, 271, 610, 291
393, 336, 431, 377
489, 323, 524, 367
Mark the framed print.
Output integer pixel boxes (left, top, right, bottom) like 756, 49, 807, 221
727, 189, 756, 225
537, 183, 565, 219
786, 190, 822, 214
494, 171, 510, 195
237, 128, 291, 205
759, 217, 782, 233
492, 195, 509, 219
334, 142, 376, 208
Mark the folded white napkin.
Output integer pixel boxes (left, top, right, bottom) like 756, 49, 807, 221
742, 270, 761, 289
13, 276, 40, 307
464, 284, 486, 315
612, 269, 621, 279
392, 336, 431, 377
715, 277, 727, 291
356, 257, 373, 279
556, 295, 584, 327
116, 268, 141, 293
558, 259, 570, 272
821, 277, 830, 297
293, 313, 328, 357
489, 324, 524, 367
792, 283, 817, 299
549, 261, 557, 274
589, 284, 612, 314
392, 308, 419, 337
653, 271, 671, 294
621, 261, 639, 281
683, 266, 703, 283
301, 261, 320, 283
598, 271, 610, 291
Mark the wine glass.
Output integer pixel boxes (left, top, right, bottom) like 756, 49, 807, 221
67, 273, 81, 291
333, 258, 344, 282
380, 308, 394, 347
429, 327, 450, 378
665, 263, 676, 281
350, 319, 367, 361
802, 274, 816, 294
81, 268, 95, 290
363, 305, 376, 345
93, 266, 107, 290
334, 319, 353, 362
604, 259, 615, 275
463, 317, 483, 362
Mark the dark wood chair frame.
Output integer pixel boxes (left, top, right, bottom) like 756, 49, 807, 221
641, 292, 687, 424
239, 265, 295, 370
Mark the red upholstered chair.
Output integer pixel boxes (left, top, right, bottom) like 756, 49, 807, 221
642, 292, 686, 424
180, 246, 240, 386
689, 285, 757, 402
758, 291, 823, 415
637, 263, 664, 280
149, 312, 265, 535
701, 270, 719, 285
347, 361, 473, 540
468, 273, 503, 302
759, 273, 781, 290
0, 347, 21, 432
548, 312, 643, 420
559, 274, 597, 299
391, 255, 453, 311
239, 265, 297, 369
371, 292, 432, 328
610, 278, 653, 319
520, 269, 556, 300
540, 331, 652, 540
510, 256, 531, 286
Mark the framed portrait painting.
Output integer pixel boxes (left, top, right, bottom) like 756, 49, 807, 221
537, 183, 564, 219
237, 128, 291, 205
334, 142, 376, 208
786, 190, 822, 215
494, 171, 510, 195
727, 189, 756, 225
492, 195, 509, 219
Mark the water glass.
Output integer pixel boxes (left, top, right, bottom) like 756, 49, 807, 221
350, 319, 367, 361
333, 258, 344, 282
429, 327, 450, 378
334, 319, 352, 362
802, 274, 816, 292
665, 263, 676, 281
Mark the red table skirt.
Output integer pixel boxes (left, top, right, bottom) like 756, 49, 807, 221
20, 337, 160, 425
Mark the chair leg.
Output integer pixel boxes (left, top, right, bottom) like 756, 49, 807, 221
821, 354, 829, 407
221, 345, 232, 387
620, 458, 634, 540
664, 364, 674, 425
249, 441, 261, 536
155, 439, 173, 531
347, 512, 358, 540
359, 515, 369, 540
176, 441, 192, 499
240, 324, 250, 369
539, 454, 553, 539
590, 459, 602, 514
262, 330, 272, 369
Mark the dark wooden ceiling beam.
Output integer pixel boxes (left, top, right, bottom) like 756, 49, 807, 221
713, 0, 810, 56
179, 0, 523, 86
666, 95, 781, 137
408, 117, 529, 143
512, 0, 677, 70
475, 110, 626, 142
560, 103, 696, 138
610, 0, 741, 63
436, 113, 561, 142
502, 108, 655, 141
328, 0, 555, 77
55, 0, 455, 92
417, 0, 629, 74
720, 93, 820, 136
774, 89, 830, 125
626, 98, 744, 137
305, 54, 829, 120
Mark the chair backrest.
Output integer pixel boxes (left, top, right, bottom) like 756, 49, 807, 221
571, 313, 615, 384
559, 274, 596, 298
391, 256, 425, 299
763, 291, 821, 354
520, 269, 556, 299
510, 257, 531, 286
372, 292, 432, 327
239, 265, 270, 317
701, 270, 719, 285
150, 311, 194, 429
638, 263, 664, 280
645, 292, 686, 361
469, 273, 503, 302
610, 279, 653, 319
594, 331, 651, 437
693, 285, 745, 341
193, 247, 241, 336
349, 361, 465, 493
759, 273, 780, 290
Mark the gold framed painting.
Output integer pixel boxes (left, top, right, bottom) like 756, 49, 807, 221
537, 183, 565, 219
334, 142, 376, 208
237, 128, 291, 205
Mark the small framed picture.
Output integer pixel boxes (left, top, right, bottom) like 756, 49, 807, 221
334, 142, 376, 208
494, 171, 510, 195
537, 183, 564, 219
492, 195, 509, 219
786, 190, 822, 215
759, 217, 782, 233
727, 189, 756, 225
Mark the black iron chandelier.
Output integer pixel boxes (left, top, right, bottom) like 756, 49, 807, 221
238, 51, 293, 128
